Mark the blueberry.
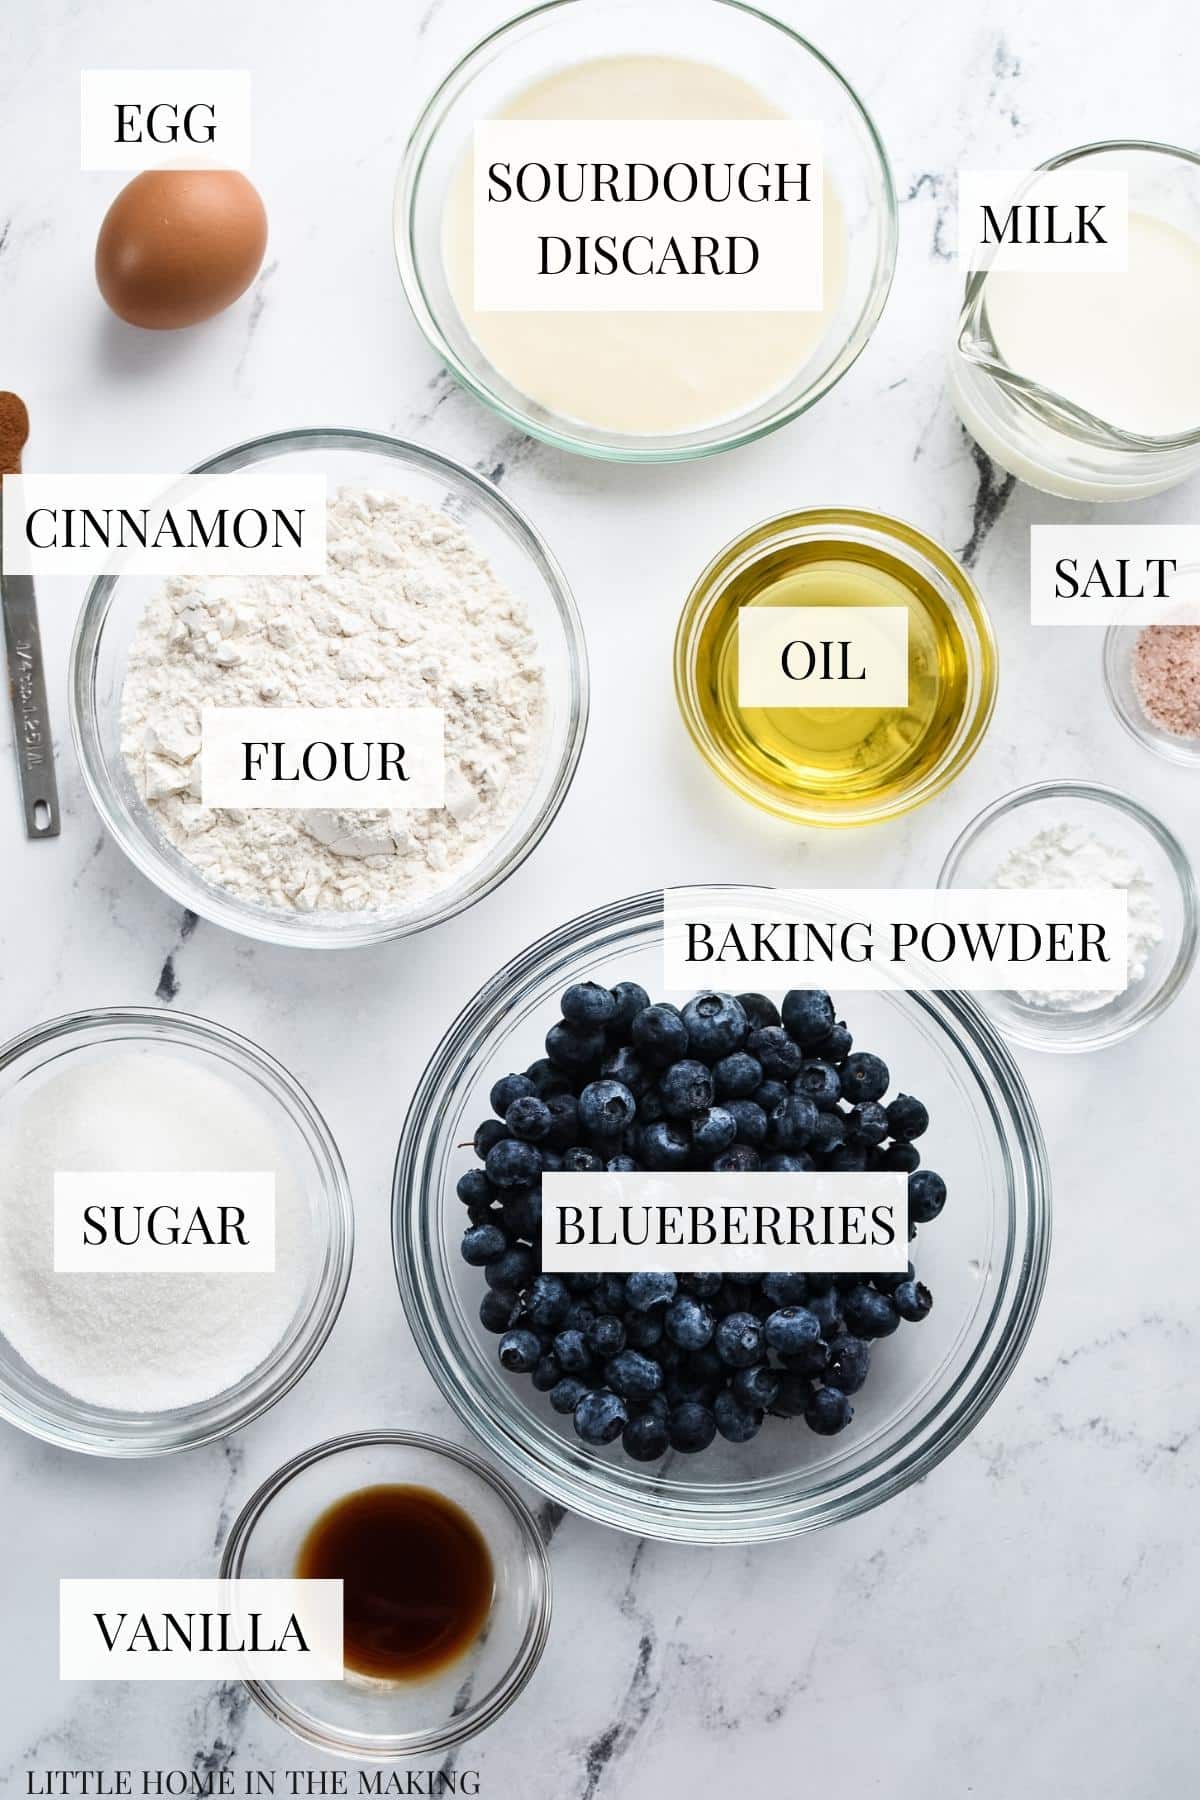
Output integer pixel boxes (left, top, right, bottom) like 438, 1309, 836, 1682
737, 992, 781, 1030
893, 1279, 933, 1322
498, 1328, 542, 1373
578, 1079, 638, 1136
505, 1094, 552, 1142
610, 981, 651, 1028
805, 1385, 854, 1435
714, 1389, 763, 1443
886, 1093, 929, 1141
485, 1137, 543, 1189
574, 1388, 628, 1446
501, 1189, 541, 1240
559, 1145, 604, 1174
665, 1295, 714, 1350
668, 1401, 717, 1453
794, 1059, 841, 1110
586, 1313, 627, 1359
840, 1051, 890, 1103
561, 981, 617, 1026
545, 1019, 606, 1074
637, 1089, 665, 1125
565, 1272, 602, 1294
625, 1270, 677, 1312
490, 1072, 534, 1117
809, 1110, 847, 1156
713, 1051, 763, 1098
825, 1334, 870, 1393
622, 1411, 670, 1461
752, 1080, 788, 1115
821, 1020, 853, 1062
479, 1287, 517, 1333
542, 1092, 580, 1150
607, 1154, 640, 1173
659, 1058, 715, 1119
456, 1168, 493, 1207
845, 1100, 889, 1147
725, 1099, 769, 1146
640, 1121, 691, 1170
461, 1223, 507, 1266
807, 1290, 845, 1338
764, 1306, 822, 1356
908, 1169, 947, 1223
769, 1093, 818, 1151
473, 1117, 508, 1160
680, 1271, 722, 1299
746, 1026, 803, 1081
631, 1004, 689, 1064
624, 1310, 665, 1350
769, 1372, 813, 1418
525, 1273, 571, 1330
691, 1105, 737, 1156
714, 1311, 764, 1368
884, 1141, 921, 1173
782, 1336, 830, 1377
606, 1349, 663, 1400
761, 1152, 814, 1173
762, 1271, 808, 1307
553, 1328, 593, 1374
781, 989, 836, 1048
596, 1274, 628, 1313
600, 1044, 651, 1097
550, 1376, 588, 1416
485, 1245, 536, 1292
827, 1143, 868, 1172
713, 1144, 761, 1173
841, 1283, 900, 1339
732, 1363, 782, 1410
532, 1353, 561, 1392
681, 991, 748, 1060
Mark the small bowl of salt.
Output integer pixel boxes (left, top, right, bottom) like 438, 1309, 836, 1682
938, 780, 1198, 1052
0, 1006, 354, 1455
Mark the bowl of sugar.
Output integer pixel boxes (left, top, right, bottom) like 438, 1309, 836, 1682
0, 1007, 353, 1455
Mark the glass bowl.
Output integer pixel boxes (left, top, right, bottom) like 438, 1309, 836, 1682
69, 429, 588, 950
0, 1007, 353, 1455
938, 782, 1198, 1052
392, 890, 1050, 1544
394, 0, 897, 462
220, 1431, 552, 1759
673, 509, 998, 828
1104, 625, 1200, 767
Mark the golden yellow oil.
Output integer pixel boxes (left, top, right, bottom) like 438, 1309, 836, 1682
692, 533, 975, 821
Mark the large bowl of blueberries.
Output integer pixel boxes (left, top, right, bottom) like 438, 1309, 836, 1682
393, 890, 1051, 1544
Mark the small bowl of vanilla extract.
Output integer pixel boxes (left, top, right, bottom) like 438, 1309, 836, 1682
220, 1431, 552, 1759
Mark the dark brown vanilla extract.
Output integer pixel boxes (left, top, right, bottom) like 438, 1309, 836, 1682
295, 1484, 494, 1681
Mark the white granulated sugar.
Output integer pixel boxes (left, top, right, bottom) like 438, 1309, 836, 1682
992, 822, 1164, 1012
0, 1049, 311, 1413
120, 488, 548, 913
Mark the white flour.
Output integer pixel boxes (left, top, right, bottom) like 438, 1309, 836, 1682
991, 822, 1164, 1012
0, 1049, 310, 1412
120, 488, 547, 913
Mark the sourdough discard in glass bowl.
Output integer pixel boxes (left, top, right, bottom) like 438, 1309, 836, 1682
393, 891, 1051, 1544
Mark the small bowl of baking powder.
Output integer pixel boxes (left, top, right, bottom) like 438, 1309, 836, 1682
938, 780, 1198, 1052
70, 430, 588, 949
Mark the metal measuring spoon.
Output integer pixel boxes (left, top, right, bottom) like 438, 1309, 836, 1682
0, 391, 60, 838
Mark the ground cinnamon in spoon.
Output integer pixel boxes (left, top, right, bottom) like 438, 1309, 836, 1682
0, 391, 29, 478
1133, 625, 1200, 740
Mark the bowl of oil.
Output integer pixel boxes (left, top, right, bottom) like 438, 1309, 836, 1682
673, 508, 998, 828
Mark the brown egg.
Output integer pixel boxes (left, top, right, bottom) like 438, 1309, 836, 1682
96, 169, 268, 330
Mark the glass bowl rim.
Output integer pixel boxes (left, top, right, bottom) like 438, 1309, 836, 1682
219, 1428, 553, 1759
393, 0, 899, 464
672, 505, 999, 828
0, 1004, 355, 1455
68, 427, 590, 950
936, 778, 1200, 1051
1102, 624, 1200, 767
391, 887, 1052, 1544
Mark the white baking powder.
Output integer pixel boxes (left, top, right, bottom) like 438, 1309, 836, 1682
0, 1049, 310, 1411
119, 488, 547, 913
991, 822, 1163, 1012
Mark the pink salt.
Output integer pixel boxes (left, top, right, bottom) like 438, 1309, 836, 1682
1132, 625, 1200, 740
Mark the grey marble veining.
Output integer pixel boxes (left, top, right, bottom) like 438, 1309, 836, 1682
1, 0, 1197, 1794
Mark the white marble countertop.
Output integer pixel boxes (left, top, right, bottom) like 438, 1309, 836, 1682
1, 0, 1197, 1793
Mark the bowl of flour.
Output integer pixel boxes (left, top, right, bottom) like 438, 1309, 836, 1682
70, 431, 588, 948
0, 1007, 354, 1455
